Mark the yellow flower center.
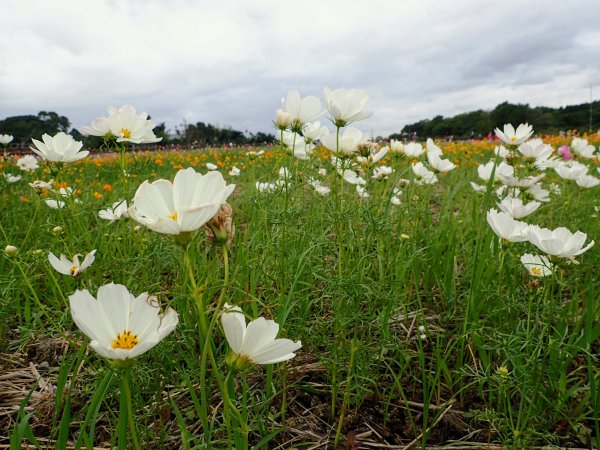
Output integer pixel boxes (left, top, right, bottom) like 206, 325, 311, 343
121, 128, 132, 139
510, 136, 517, 142
112, 330, 139, 350
70, 265, 79, 275
531, 267, 541, 275
168, 211, 178, 221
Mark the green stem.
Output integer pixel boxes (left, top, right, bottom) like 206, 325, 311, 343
122, 369, 142, 450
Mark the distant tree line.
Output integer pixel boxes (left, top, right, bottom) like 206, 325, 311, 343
393, 101, 599, 140
0, 113, 275, 147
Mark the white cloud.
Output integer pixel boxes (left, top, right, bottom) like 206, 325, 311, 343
1, 0, 599, 137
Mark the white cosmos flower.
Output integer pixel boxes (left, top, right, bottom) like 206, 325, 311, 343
129, 168, 235, 235
527, 225, 594, 258
412, 162, 438, 184
554, 161, 588, 180
356, 185, 369, 198
280, 130, 312, 159
571, 137, 595, 158
30, 132, 88, 163
81, 105, 162, 144
45, 199, 65, 209
323, 87, 373, 127
486, 209, 529, 242
221, 303, 301, 367
278, 167, 289, 179
403, 142, 425, 158
16, 155, 39, 171
0, 134, 14, 145
494, 145, 510, 158
478, 161, 513, 182
307, 178, 330, 196
520, 253, 553, 277
426, 138, 443, 157
494, 123, 534, 146
497, 197, 541, 219
69, 283, 178, 361
499, 173, 545, 188
389, 139, 404, 154
390, 196, 402, 206
4, 173, 21, 183
302, 121, 327, 143
427, 152, 456, 172
575, 174, 600, 188
518, 139, 553, 160
338, 169, 366, 185
321, 127, 364, 156
49, 249, 96, 276
206, 162, 218, 171
470, 182, 487, 193
99, 200, 129, 222
282, 90, 323, 130
526, 183, 550, 202
372, 165, 394, 179
229, 166, 241, 176
318, 168, 327, 176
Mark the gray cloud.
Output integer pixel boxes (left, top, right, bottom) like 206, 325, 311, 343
1, 0, 599, 138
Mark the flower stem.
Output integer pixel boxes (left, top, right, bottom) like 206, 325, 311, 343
121, 369, 141, 450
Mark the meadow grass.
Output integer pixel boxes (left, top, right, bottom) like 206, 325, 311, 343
0, 140, 598, 449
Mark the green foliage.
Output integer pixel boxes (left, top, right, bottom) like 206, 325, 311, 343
0, 111, 71, 144
398, 100, 600, 139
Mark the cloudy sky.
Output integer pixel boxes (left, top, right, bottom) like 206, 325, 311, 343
1, 0, 599, 137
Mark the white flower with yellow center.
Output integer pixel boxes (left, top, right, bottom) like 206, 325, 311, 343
80, 105, 162, 144
221, 303, 301, 368
323, 87, 373, 127
99, 200, 129, 222
520, 253, 553, 277
16, 155, 39, 171
49, 250, 96, 276
129, 167, 235, 235
69, 283, 178, 361
494, 123, 534, 146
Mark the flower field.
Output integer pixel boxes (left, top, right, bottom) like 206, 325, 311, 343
1, 95, 599, 449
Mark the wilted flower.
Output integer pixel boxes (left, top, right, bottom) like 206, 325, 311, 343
527, 225, 594, 258
16, 155, 39, 171
204, 203, 235, 245
486, 209, 529, 243
520, 253, 553, 277
129, 168, 235, 236
69, 283, 178, 361
323, 87, 373, 127
49, 249, 96, 276
30, 132, 88, 162
221, 303, 301, 369
29, 179, 54, 191
494, 123, 533, 146
99, 200, 129, 222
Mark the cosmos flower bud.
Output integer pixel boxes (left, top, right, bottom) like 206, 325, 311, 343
274, 109, 292, 130
52, 226, 64, 235
4, 245, 18, 256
